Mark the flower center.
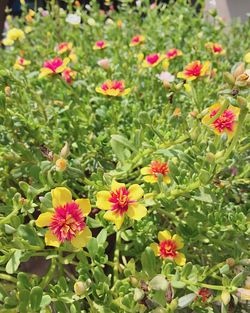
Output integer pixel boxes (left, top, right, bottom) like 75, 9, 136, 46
159, 240, 177, 258
132, 36, 140, 43
101, 80, 125, 92
50, 202, 85, 242
213, 44, 222, 53
150, 161, 169, 177
166, 49, 177, 58
44, 58, 63, 72
184, 62, 202, 77
210, 109, 236, 133
19, 57, 25, 65
96, 41, 105, 48
146, 54, 159, 64
59, 42, 69, 51
109, 187, 135, 215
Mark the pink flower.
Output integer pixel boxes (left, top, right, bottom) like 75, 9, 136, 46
62, 68, 76, 84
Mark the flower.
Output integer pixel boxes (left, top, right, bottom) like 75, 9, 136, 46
96, 180, 147, 230
13, 57, 31, 70
2, 28, 25, 46
117, 19, 123, 28
142, 53, 165, 68
39, 57, 70, 78
56, 42, 73, 54
141, 160, 171, 184
25, 9, 35, 23
156, 71, 175, 88
93, 40, 108, 50
66, 13, 81, 25
150, 230, 186, 265
96, 80, 131, 96
177, 60, 211, 81
35, 187, 92, 248
202, 103, 240, 139
166, 48, 182, 59
97, 58, 110, 70
129, 35, 145, 47
196, 288, 212, 302
62, 68, 77, 84
55, 158, 68, 171
205, 42, 225, 55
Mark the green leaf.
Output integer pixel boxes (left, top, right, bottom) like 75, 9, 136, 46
6, 250, 22, 274
30, 286, 43, 311
141, 247, 156, 278
87, 237, 99, 258
17, 224, 44, 247
171, 281, 186, 288
149, 274, 168, 291
178, 293, 196, 308
231, 272, 245, 287
97, 229, 107, 245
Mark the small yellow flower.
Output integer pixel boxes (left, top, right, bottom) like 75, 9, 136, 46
150, 230, 186, 266
13, 57, 31, 70
96, 180, 147, 230
141, 160, 171, 184
2, 28, 25, 46
55, 158, 68, 172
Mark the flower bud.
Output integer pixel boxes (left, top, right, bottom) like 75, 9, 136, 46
4, 86, 11, 96
244, 277, 250, 289
55, 158, 67, 172
60, 142, 70, 158
74, 281, 86, 296
206, 152, 215, 163
226, 258, 235, 267
130, 276, 139, 287
232, 62, 245, 78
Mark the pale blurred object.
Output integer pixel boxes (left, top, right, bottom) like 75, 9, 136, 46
205, 0, 250, 23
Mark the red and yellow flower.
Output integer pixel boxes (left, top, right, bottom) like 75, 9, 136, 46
39, 57, 70, 78
202, 103, 240, 139
96, 80, 131, 96
141, 160, 171, 184
93, 40, 108, 50
166, 48, 183, 60
62, 68, 77, 84
35, 187, 92, 248
150, 230, 186, 266
177, 60, 211, 81
196, 288, 212, 302
142, 53, 165, 68
205, 42, 225, 55
129, 35, 145, 47
13, 57, 31, 70
96, 180, 147, 230
56, 42, 73, 54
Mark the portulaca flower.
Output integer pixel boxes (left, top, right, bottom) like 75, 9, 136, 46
66, 14, 81, 25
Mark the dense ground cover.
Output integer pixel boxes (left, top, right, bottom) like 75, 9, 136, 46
0, 1, 249, 312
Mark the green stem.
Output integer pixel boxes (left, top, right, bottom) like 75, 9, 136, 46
0, 207, 19, 225
113, 231, 121, 283
40, 258, 57, 289
0, 273, 17, 283
182, 279, 227, 291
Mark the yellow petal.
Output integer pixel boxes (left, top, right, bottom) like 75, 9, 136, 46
71, 226, 92, 248
177, 72, 186, 79
51, 187, 72, 208
163, 176, 171, 184
174, 252, 186, 266
45, 230, 60, 247
141, 167, 151, 175
75, 198, 91, 216
39, 68, 53, 78
158, 230, 171, 242
172, 234, 184, 249
35, 212, 54, 227
127, 203, 147, 220
103, 210, 124, 230
96, 87, 106, 95
111, 180, 125, 192
200, 61, 211, 75
55, 65, 66, 73
143, 175, 158, 183
96, 191, 112, 210
228, 105, 240, 117
202, 114, 211, 125
244, 52, 250, 63
150, 243, 160, 256
121, 88, 131, 96
128, 184, 144, 200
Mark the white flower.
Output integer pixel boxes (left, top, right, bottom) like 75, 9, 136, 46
156, 71, 175, 83
97, 58, 110, 70
66, 14, 81, 25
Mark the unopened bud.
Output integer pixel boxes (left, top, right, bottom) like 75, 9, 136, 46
130, 276, 139, 287
60, 142, 70, 158
74, 281, 86, 296
226, 258, 235, 267
206, 152, 215, 163
244, 277, 250, 289
232, 62, 245, 78
4, 86, 11, 96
